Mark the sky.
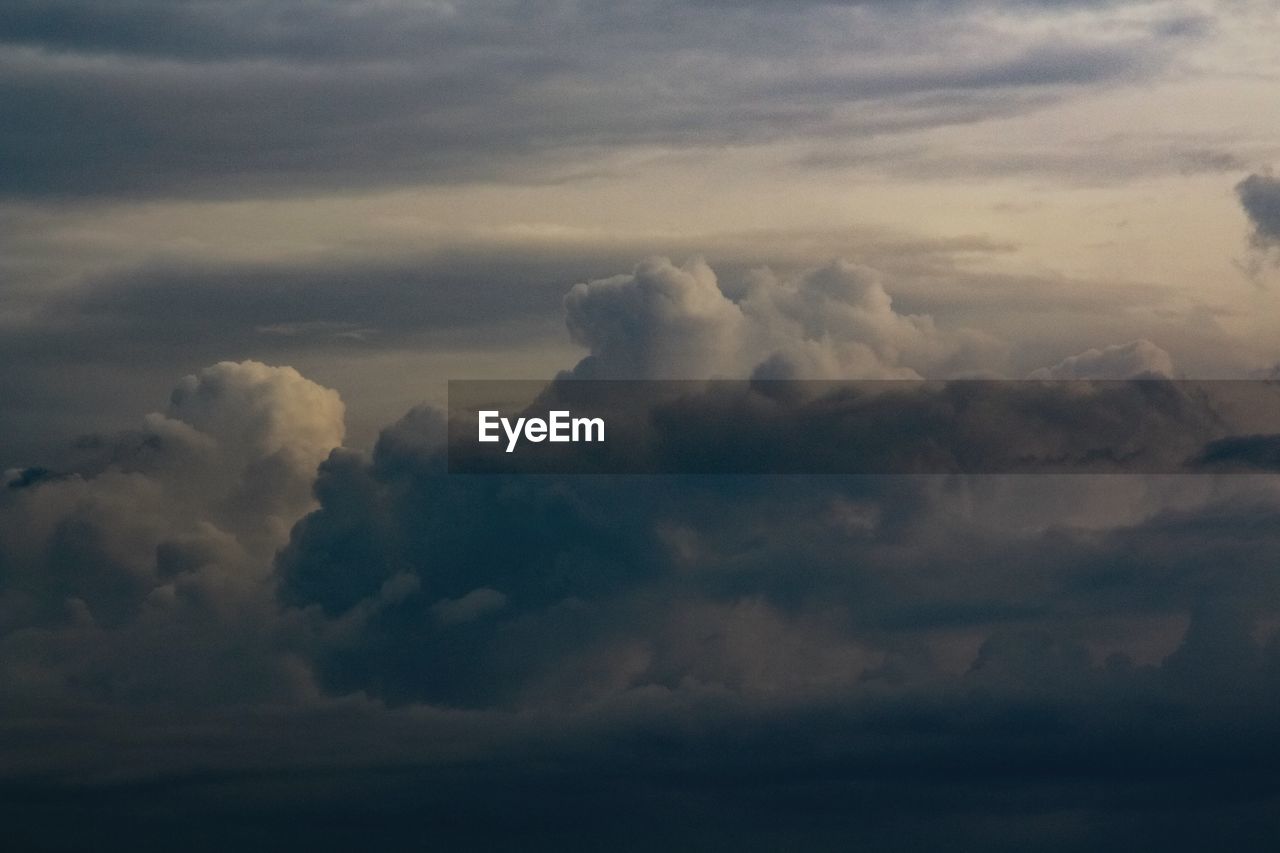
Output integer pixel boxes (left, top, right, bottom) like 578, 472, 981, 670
3, 1, 1280, 850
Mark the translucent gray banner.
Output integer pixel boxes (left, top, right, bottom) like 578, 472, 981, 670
447, 380, 1280, 474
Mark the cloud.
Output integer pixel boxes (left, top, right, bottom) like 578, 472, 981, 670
0, 0, 1196, 198
1, 354, 1280, 845
278, 376, 1280, 695
565, 257, 1004, 379
1027, 339, 1176, 379
3, 269, 1280, 846
739, 260, 1004, 379
5, 222, 1256, 473
800, 136, 1256, 185
1193, 434, 1280, 472
491, 379, 1279, 475
1237, 172, 1280, 252
0, 360, 341, 705
430, 587, 508, 626
0, 0, 1276, 842
565, 257, 746, 379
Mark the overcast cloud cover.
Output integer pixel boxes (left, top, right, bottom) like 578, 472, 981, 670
0, 0, 1207, 197
4, 0, 1280, 850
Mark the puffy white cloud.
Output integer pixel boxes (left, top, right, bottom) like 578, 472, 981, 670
167, 360, 345, 471
162, 360, 345, 545
564, 256, 1004, 380
564, 257, 745, 379
739, 260, 1004, 379
0, 360, 343, 704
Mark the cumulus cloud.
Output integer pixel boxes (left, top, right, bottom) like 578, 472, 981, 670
1028, 338, 1176, 379
565, 257, 746, 379
0, 361, 342, 705
0, 0, 1275, 843
277, 381, 1280, 697
564, 257, 1004, 379
740, 260, 1005, 379
5, 335, 1280, 846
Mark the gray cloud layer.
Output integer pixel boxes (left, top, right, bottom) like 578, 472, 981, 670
0, 0, 1199, 198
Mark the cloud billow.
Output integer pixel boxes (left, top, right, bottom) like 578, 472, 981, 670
564, 256, 1003, 380
0, 0, 1275, 841
3, 258, 1280, 845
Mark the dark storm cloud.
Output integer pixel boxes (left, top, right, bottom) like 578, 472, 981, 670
1237, 173, 1280, 250
276, 388, 1280, 706
0, 0, 471, 61
0, 0, 1195, 198
255, 404, 1280, 844
2, 2, 1278, 845
1, 252, 1277, 845
6, 355, 1280, 847
1195, 433, 1280, 471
